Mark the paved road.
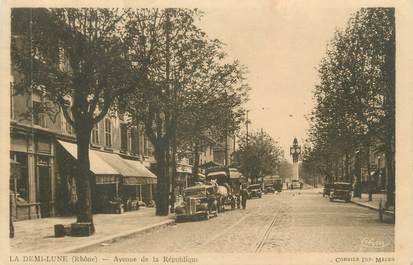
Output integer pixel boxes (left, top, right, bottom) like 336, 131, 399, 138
87, 189, 394, 253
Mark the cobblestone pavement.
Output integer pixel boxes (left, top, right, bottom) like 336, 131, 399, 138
87, 189, 394, 253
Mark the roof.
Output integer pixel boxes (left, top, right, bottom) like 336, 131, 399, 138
333, 182, 351, 185
264, 175, 281, 180
184, 184, 214, 191
200, 161, 223, 169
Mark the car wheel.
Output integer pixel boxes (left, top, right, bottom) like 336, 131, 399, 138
329, 197, 334, 202
204, 213, 210, 220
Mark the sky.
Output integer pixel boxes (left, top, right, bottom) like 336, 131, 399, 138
198, 4, 358, 160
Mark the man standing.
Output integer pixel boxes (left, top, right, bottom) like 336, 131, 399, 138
241, 185, 248, 210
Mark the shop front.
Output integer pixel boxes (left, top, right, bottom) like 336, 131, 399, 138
57, 140, 157, 214
10, 129, 56, 221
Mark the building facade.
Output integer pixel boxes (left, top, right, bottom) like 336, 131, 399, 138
10, 85, 158, 221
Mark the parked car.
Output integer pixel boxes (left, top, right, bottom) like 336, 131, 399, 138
290, 180, 302, 190
329, 182, 352, 202
175, 184, 218, 221
264, 185, 275, 194
274, 179, 283, 192
247, 184, 262, 199
323, 183, 333, 197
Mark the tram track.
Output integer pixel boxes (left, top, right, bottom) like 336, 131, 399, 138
255, 199, 289, 252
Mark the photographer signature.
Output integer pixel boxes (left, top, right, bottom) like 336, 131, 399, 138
360, 237, 391, 249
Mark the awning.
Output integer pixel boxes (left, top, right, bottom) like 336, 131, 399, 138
176, 163, 192, 174
207, 171, 227, 178
229, 168, 241, 179
90, 149, 157, 185
121, 158, 157, 185
57, 140, 157, 185
57, 140, 119, 176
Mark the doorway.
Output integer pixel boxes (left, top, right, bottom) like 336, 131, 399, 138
37, 156, 51, 218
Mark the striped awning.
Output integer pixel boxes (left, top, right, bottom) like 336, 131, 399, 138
57, 140, 119, 176
57, 140, 157, 185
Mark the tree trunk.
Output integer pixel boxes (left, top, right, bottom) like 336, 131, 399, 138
345, 150, 350, 183
224, 129, 228, 166
192, 140, 200, 182
170, 125, 177, 213
355, 151, 362, 198
384, 138, 395, 207
383, 9, 395, 207
154, 140, 170, 216
75, 121, 95, 233
366, 145, 373, 201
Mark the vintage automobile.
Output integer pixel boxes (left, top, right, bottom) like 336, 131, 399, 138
264, 185, 275, 194
206, 167, 243, 211
247, 184, 262, 199
290, 180, 302, 190
263, 175, 282, 193
274, 179, 283, 192
323, 183, 333, 197
175, 184, 218, 221
329, 182, 352, 202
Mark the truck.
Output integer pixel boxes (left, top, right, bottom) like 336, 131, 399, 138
205, 166, 244, 212
263, 175, 283, 193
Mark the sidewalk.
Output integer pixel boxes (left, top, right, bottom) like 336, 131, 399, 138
10, 207, 175, 253
351, 193, 394, 216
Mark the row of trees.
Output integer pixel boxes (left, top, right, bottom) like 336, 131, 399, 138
302, 8, 395, 204
11, 8, 249, 233
233, 130, 283, 183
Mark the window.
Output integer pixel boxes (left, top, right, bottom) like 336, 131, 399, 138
131, 127, 139, 155
104, 119, 112, 147
120, 123, 128, 152
33, 101, 46, 127
143, 135, 149, 157
10, 152, 29, 201
92, 123, 99, 145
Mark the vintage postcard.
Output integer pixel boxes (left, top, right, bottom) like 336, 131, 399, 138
1, 0, 412, 265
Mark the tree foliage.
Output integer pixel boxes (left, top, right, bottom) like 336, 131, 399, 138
11, 8, 134, 232
121, 9, 249, 215
303, 8, 395, 204
234, 130, 283, 182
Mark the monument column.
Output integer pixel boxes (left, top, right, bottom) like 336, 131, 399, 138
290, 138, 301, 181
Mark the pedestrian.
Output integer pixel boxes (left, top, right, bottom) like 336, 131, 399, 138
241, 185, 248, 210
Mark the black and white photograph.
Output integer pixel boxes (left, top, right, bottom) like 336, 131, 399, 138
3, 1, 413, 265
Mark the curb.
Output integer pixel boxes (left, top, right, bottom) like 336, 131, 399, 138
351, 200, 395, 217
62, 219, 175, 253
351, 200, 379, 211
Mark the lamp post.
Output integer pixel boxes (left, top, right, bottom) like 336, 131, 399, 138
290, 138, 301, 182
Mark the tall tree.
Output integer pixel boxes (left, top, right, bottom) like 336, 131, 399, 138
304, 8, 395, 204
234, 130, 283, 183
11, 8, 133, 233
123, 9, 235, 215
